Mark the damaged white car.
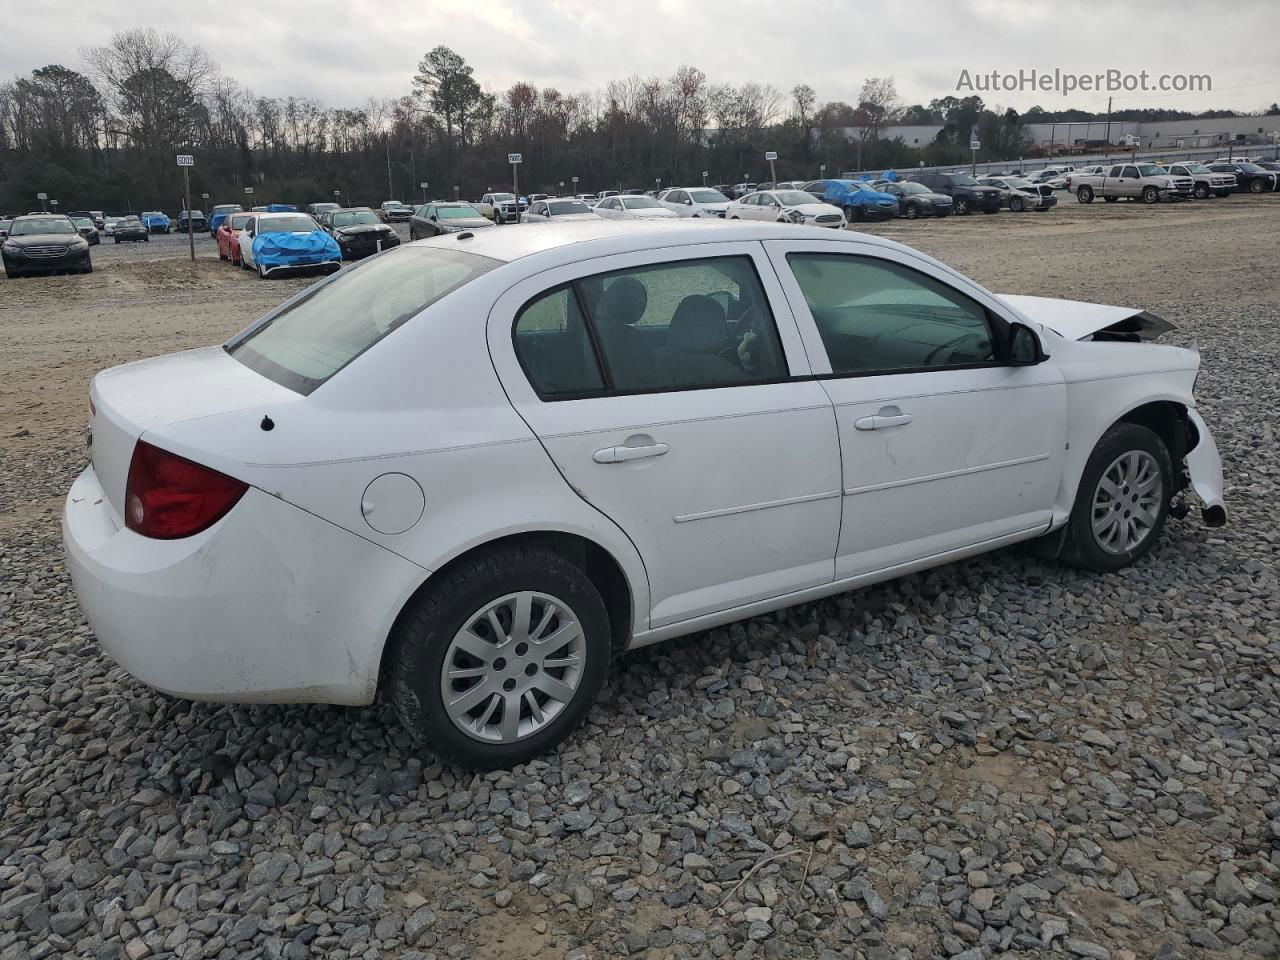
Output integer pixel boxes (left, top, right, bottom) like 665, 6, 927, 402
63, 222, 1225, 769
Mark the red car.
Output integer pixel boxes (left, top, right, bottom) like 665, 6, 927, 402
216, 211, 256, 265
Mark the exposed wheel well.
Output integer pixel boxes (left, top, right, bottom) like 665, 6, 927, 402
1117, 401, 1190, 485
377, 532, 634, 695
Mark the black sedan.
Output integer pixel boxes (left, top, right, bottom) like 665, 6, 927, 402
409, 202, 494, 239
2, 215, 92, 277
72, 216, 101, 244
113, 216, 150, 243
323, 207, 401, 260
876, 181, 954, 218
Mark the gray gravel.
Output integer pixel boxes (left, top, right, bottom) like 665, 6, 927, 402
2, 198, 1279, 960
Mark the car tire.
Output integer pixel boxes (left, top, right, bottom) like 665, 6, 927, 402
954, 197, 971, 215
1193, 183, 1210, 200
388, 544, 612, 770
1077, 185, 1094, 203
1142, 186, 1159, 204
905, 204, 919, 220
1061, 422, 1172, 573
845, 205, 864, 222
1248, 179, 1264, 194
114, 238, 120, 244
1010, 196, 1025, 212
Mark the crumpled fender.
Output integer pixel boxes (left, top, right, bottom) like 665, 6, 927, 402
1185, 407, 1226, 526
252, 230, 341, 266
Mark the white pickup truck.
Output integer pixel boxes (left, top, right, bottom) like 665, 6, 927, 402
1163, 162, 1236, 199
474, 193, 521, 224
1072, 162, 1194, 204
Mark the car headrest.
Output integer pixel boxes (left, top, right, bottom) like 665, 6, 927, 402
669, 295, 727, 353
596, 277, 648, 326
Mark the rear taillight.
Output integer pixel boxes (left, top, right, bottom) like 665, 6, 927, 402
124, 441, 248, 539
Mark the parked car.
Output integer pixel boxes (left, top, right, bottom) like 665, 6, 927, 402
141, 211, 171, 234
475, 193, 521, 224
112, 216, 149, 243
593, 195, 680, 219
977, 176, 1058, 212
216, 211, 257, 265
208, 204, 244, 237
1072, 163, 1194, 204
725, 189, 845, 227
308, 202, 342, 218
657, 187, 731, 218
63, 219, 1227, 769
72, 216, 101, 244
909, 172, 1003, 215
379, 201, 413, 223
89, 210, 105, 230
324, 207, 401, 259
177, 209, 208, 232
730, 182, 758, 199
801, 180, 899, 222
237, 212, 341, 279
0, 218, 11, 239
1163, 163, 1236, 199
1251, 159, 1280, 183
103, 217, 121, 237
67, 210, 100, 231
2, 214, 93, 277
409, 202, 495, 239
1022, 170, 1067, 190
874, 181, 952, 218
1206, 161, 1277, 194
522, 198, 600, 223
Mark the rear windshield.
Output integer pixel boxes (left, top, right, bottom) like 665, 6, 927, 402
227, 247, 500, 394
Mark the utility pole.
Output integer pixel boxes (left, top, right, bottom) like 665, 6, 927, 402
385, 134, 393, 199
1104, 96, 1113, 146
176, 153, 195, 263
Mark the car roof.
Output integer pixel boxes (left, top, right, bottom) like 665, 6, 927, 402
406, 218, 909, 265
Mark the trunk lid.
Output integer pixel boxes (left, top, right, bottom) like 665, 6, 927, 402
90, 346, 299, 517
996, 294, 1174, 342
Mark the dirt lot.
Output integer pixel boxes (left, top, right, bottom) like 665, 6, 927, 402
1, 198, 1278, 960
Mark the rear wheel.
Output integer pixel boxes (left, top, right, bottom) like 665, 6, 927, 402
1077, 185, 1094, 203
389, 545, 612, 770
1062, 423, 1171, 572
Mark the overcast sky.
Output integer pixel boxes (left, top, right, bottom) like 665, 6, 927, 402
2, 0, 1278, 116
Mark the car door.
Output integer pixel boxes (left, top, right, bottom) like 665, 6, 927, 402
763, 238, 1066, 579
239, 216, 257, 266
487, 241, 843, 629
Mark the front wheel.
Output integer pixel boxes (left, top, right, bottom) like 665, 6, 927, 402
905, 204, 919, 219
1062, 423, 1171, 572
1142, 186, 1159, 204
1193, 183, 1210, 200
389, 545, 612, 770
954, 197, 971, 215
1010, 196, 1025, 212
1248, 179, 1264, 194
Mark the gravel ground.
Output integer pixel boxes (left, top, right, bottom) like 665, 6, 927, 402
1, 199, 1278, 960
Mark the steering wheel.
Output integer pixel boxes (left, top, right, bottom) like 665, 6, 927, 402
719, 303, 766, 369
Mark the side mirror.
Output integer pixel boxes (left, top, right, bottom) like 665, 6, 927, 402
1008, 322, 1048, 365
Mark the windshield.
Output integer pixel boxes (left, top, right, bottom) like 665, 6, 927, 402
621, 196, 660, 209
491, 193, 515, 202
1004, 178, 1033, 188
437, 205, 480, 219
1236, 163, 1263, 173
73, 218, 94, 228
212, 205, 242, 215
1136, 164, 1166, 177
549, 200, 591, 215
11, 218, 76, 236
257, 215, 318, 234
689, 190, 728, 203
383, 202, 407, 209
229, 214, 254, 229
228, 247, 500, 394
896, 182, 929, 194
949, 174, 978, 186
312, 203, 339, 212
332, 211, 382, 227
142, 211, 163, 217
120, 217, 142, 226
774, 191, 815, 206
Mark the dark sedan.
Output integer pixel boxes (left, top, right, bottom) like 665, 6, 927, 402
72, 216, 101, 244
409, 202, 495, 239
2, 215, 92, 277
323, 207, 401, 260
876, 181, 954, 218
113, 216, 150, 243
1207, 162, 1278, 194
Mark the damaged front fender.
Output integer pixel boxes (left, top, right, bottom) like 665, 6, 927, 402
1185, 407, 1226, 527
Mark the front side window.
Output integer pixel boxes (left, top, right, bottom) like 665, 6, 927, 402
787, 253, 999, 375
228, 247, 499, 394
1122, 166, 1140, 178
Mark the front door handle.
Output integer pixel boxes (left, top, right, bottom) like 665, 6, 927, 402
593, 441, 670, 464
854, 412, 913, 431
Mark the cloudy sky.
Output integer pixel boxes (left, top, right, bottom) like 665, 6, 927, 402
2, 0, 1278, 115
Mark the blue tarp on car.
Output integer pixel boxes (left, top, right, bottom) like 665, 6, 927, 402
252, 230, 341, 270
266, 203, 298, 212
142, 212, 170, 232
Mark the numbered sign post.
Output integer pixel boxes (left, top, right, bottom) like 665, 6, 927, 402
702, 170, 709, 186
765, 150, 778, 185
419, 180, 429, 203
969, 138, 980, 175
37, 191, 47, 212
507, 154, 522, 222
176, 154, 196, 262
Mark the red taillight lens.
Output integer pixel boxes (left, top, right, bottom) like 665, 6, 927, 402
124, 440, 248, 539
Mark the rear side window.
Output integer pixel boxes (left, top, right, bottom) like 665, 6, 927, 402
513, 286, 605, 397
228, 247, 499, 394
787, 253, 999, 374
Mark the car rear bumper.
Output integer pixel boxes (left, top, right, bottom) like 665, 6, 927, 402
63, 466, 425, 705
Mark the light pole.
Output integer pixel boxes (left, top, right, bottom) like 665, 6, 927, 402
655, 177, 662, 194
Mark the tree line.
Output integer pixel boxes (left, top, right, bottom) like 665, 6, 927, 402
1, 29, 1274, 213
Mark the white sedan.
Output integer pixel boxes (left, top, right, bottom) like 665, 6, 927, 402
522, 198, 600, 223
236, 212, 330, 274
657, 187, 731, 218
64, 220, 1225, 770
726, 189, 845, 228
592, 195, 679, 219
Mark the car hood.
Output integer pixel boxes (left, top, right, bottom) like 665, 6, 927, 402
335, 223, 396, 237
785, 203, 841, 216
997, 295, 1175, 341
436, 217, 495, 230
4, 234, 82, 247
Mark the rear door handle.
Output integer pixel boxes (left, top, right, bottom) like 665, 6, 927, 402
593, 442, 670, 464
854, 413, 913, 431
